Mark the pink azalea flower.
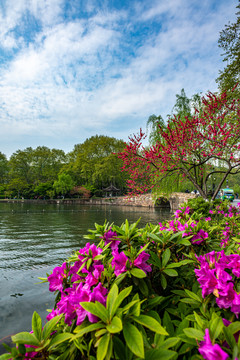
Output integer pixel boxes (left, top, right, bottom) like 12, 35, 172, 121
216, 282, 236, 309
134, 251, 152, 274
191, 229, 208, 245
46, 308, 59, 321
48, 262, 68, 292
79, 243, 102, 261
102, 229, 121, 250
199, 328, 229, 360
112, 250, 129, 276
82, 264, 104, 288
231, 293, 240, 318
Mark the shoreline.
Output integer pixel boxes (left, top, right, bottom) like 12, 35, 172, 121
0, 192, 195, 211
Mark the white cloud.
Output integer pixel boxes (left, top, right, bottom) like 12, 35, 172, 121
0, 0, 238, 157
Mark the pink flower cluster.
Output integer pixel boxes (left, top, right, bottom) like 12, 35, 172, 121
159, 219, 208, 245
103, 229, 152, 277
210, 203, 240, 218
47, 242, 107, 326
174, 206, 191, 219
221, 225, 231, 247
47, 231, 151, 325
112, 249, 152, 276
195, 251, 240, 316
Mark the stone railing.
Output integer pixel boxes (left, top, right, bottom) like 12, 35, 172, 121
89, 193, 196, 212
25, 193, 196, 212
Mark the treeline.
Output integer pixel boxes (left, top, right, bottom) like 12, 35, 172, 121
0, 135, 128, 199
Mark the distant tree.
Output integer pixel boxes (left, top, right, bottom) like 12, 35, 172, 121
8, 147, 66, 197
65, 135, 128, 190
7, 178, 29, 198
9, 147, 34, 184
0, 152, 8, 184
147, 115, 166, 145
53, 173, 74, 198
217, 2, 240, 94
146, 90, 203, 193
34, 182, 53, 198
172, 88, 192, 118
119, 90, 240, 200
31, 146, 66, 183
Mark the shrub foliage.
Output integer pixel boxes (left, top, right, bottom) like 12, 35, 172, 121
2, 199, 240, 359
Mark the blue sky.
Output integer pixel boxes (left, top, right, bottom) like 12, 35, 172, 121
0, 0, 238, 158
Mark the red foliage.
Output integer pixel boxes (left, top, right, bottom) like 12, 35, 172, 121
118, 90, 240, 198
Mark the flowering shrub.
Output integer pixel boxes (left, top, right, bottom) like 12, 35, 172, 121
2, 200, 240, 359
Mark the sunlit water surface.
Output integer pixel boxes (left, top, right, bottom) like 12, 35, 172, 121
0, 202, 171, 352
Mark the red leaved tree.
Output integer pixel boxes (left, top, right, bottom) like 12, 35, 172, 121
118, 89, 240, 200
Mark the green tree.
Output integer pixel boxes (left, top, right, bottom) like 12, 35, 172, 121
0, 152, 8, 184
31, 146, 66, 183
217, 2, 240, 94
65, 135, 128, 191
8, 147, 66, 198
172, 88, 191, 118
146, 115, 166, 145
53, 173, 74, 198
9, 147, 34, 185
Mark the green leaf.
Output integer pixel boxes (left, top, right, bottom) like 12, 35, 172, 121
180, 298, 201, 305
177, 239, 192, 246
130, 268, 146, 278
94, 255, 104, 261
113, 272, 127, 286
163, 269, 178, 277
49, 333, 73, 349
223, 326, 236, 350
210, 315, 223, 340
149, 251, 162, 268
73, 323, 105, 339
43, 315, 62, 341
132, 315, 168, 335
184, 289, 201, 302
111, 286, 132, 317
183, 328, 204, 341
113, 337, 126, 360
148, 233, 163, 244
121, 300, 140, 314
32, 311, 42, 342
97, 333, 110, 360
138, 278, 149, 297
0, 355, 13, 360
161, 337, 181, 349
169, 231, 185, 242
193, 311, 205, 329
145, 348, 177, 360
163, 311, 174, 337
137, 243, 149, 256
123, 321, 144, 358
227, 321, 240, 335
80, 301, 108, 323
107, 283, 118, 320
162, 248, 171, 268
161, 274, 167, 289
166, 259, 194, 268
177, 333, 198, 346
106, 316, 122, 334
12, 332, 40, 346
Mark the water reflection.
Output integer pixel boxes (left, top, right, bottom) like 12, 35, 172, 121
0, 202, 171, 353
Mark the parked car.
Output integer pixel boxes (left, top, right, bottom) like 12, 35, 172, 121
220, 188, 235, 202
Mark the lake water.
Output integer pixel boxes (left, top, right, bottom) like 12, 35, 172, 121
0, 201, 171, 352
